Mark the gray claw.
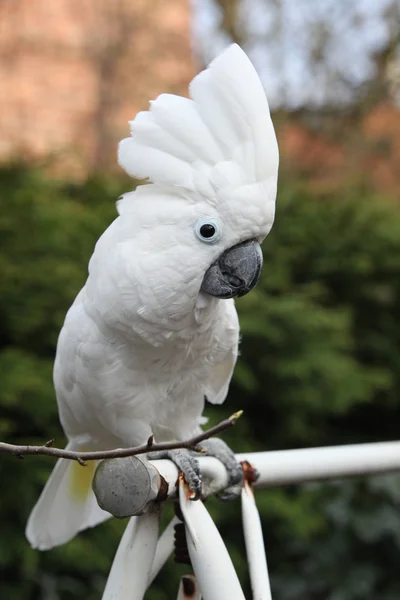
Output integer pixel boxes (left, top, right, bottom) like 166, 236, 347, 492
147, 449, 202, 500
217, 484, 243, 502
198, 437, 243, 501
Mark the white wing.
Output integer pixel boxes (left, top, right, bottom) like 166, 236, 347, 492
204, 299, 239, 406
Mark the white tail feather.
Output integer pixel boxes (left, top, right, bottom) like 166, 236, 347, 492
26, 442, 111, 550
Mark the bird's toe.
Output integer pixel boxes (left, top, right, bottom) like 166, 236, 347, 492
198, 437, 243, 500
147, 449, 202, 500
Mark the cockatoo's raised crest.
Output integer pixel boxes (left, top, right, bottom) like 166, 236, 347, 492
119, 44, 278, 223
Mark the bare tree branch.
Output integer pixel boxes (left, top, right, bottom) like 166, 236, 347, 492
0, 411, 243, 465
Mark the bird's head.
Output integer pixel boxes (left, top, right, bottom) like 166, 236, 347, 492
112, 44, 278, 325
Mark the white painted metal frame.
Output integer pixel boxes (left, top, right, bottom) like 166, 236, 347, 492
101, 440, 400, 600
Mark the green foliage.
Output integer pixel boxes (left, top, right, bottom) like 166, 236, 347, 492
1, 164, 400, 599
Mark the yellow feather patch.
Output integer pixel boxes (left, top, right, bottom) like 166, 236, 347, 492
69, 459, 97, 502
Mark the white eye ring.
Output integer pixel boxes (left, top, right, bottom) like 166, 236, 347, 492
194, 217, 222, 244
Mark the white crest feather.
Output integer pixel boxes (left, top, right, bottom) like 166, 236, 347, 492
118, 44, 278, 200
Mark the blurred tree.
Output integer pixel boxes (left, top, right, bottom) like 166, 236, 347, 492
194, 0, 400, 110
1, 164, 400, 599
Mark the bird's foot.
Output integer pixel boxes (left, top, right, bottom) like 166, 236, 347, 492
147, 449, 201, 500
198, 437, 243, 501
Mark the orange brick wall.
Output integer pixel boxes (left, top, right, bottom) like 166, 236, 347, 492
0, 0, 194, 176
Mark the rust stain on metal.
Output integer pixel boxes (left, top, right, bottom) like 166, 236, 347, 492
178, 471, 197, 501
156, 474, 169, 501
243, 477, 253, 495
182, 575, 196, 597
241, 460, 259, 488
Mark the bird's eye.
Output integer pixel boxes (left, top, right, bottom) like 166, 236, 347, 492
194, 217, 222, 244
200, 223, 215, 238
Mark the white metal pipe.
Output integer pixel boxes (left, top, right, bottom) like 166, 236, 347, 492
97, 440, 400, 519
147, 441, 400, 503
102, 508, 159, 600
241, 481, 272, 600
179, 477, 246, 600
98, 441, 400, 598
147, 516, 180, 587
149, 456, 229, 497
238, 440, 400, 488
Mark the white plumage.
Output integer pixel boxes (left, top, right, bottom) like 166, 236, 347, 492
26, 44, 278, 550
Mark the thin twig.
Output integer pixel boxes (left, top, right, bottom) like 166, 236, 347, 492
0, 410, 243, 464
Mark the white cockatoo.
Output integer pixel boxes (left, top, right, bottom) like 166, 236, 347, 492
26, 44, 278, 551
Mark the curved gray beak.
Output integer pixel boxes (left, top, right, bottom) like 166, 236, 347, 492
201, 239, 263, 299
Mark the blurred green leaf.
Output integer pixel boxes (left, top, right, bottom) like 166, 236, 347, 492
1, 163, 400, 599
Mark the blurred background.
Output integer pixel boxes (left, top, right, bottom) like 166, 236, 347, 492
1, 0, 400, 598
